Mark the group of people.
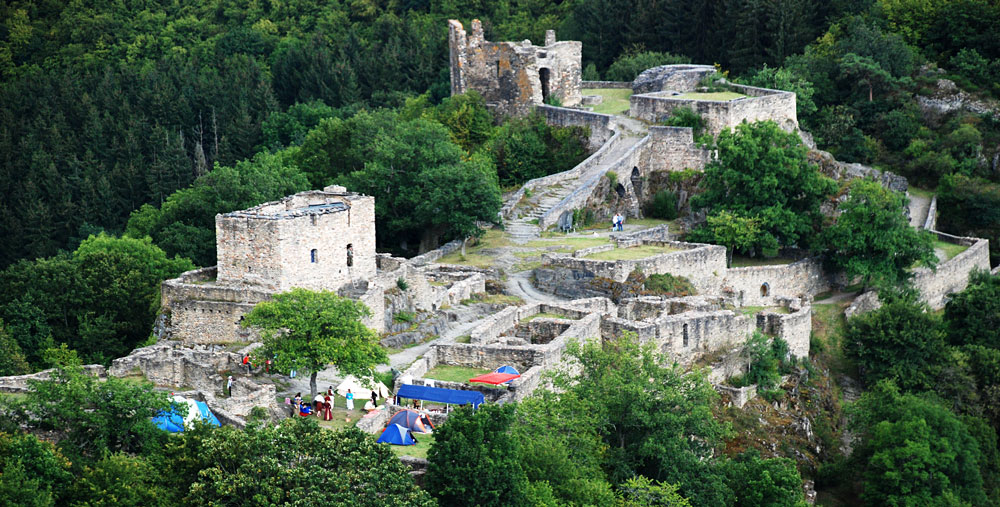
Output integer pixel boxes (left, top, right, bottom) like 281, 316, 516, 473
612, 212, 625, 231
289, 387, 382, 420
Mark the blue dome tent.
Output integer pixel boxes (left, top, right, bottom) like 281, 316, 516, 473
377, 424, 416, 446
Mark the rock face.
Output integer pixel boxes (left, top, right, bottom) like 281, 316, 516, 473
807, 149, 908, 193
631, 64, 716, 94
917, 77, 999, 127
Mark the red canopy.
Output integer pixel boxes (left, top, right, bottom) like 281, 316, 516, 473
468, 372, 520, 385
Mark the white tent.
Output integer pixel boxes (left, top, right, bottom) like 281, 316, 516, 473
336, 375, 390, 400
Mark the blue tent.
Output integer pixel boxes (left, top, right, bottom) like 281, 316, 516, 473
194, 400, 221, 427
152, 411, 185, 433
396, 384, 485, 409
377, 424, 416, 446
494, 365, 519, 375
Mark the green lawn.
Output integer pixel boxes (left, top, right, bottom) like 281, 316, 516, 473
584, 244, 679, 260
436, 251, 494, 268
935, 239, 969, 261
673, 91, 746, 101
388, 431, 436, 459
582, 88, 632, 115
527, 235, 611, 249
739, 305, 790, 316
424, 365, 492, 384
908, 187, 935, 199
729, 255, 797, 267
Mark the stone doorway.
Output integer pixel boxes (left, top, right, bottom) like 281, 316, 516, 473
539, 68, 551, 102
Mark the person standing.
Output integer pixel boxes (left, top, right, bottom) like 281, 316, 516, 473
293, 392, 302, 413
345, 389, 355, 411
323, 398, 333, 421
226, 375, 234, 397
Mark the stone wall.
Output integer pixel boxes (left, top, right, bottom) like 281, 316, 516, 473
169, 300, 259, 344
0, 365, 106, 393
912, 232, 991, 310
639, 126, 713, 173
714, 384, 757, 408
537, 104, 614, 150
652, 310, 757, 367
503, 130, 624, 221
630, 83, 797, 136
723, 258, 830, 307
581, 80, 631, 89
541, 240, 727, 293
448, 20, 581, 116
758, 303, 812, 359
538, 135, 649, 229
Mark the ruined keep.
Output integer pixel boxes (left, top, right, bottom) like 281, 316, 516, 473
448, 19, 582, 116
216, 186, 376, 292
162, 185, 386, 342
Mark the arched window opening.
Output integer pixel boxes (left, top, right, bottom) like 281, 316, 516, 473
760, 283, 769, 297
346, 244, 354, 267
682, 323, 689, 347
539, 68, 551, 102
310, 249, 318, 263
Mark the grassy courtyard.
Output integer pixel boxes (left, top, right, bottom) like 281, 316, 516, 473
388, 431, 436, 459
934, 239, 969, 261
424, 365, 493, 384
673, 91, 747, 101
582, 88, 632, 115
583, 244, 680, 260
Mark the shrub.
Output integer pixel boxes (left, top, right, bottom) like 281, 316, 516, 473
663, 107, 705, 138
582, 63, 600, 81
393, 311, 415, 323
643, 273, 695, 296
605, 171, 618, 189
646, 190, 679, 220
396, 277, 408, 291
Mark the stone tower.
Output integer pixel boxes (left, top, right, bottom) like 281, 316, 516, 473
448, 19, 582, 116
215, 185, 376, 292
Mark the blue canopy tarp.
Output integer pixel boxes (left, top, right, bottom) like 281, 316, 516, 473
494, 365, 519, 375
152, 397, 221, 432
396, 384, 485, 408
377, 424, 416, 446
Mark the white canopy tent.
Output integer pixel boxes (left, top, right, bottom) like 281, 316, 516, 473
335, 375, 390, 400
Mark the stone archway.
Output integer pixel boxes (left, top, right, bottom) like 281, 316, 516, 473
539, 68, 551, 103
630, 166, 642, 198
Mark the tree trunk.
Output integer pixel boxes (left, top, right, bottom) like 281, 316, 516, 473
461, 236, 469, 257
868, 83, 873, 102
310, 371, 318, 398
727, 247, 733, 268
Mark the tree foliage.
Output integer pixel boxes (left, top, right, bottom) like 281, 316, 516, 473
819, 180, 936, 289
427, 403, 529, 507
243, 289, 385, 397
691, 121, 837, 253
944, 269, 1000, 349
849, 380, 990, 506
845, 296, 947, 391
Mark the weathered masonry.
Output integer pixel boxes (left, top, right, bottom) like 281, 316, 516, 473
216, 187, 376, 292
448, 19, 582, 116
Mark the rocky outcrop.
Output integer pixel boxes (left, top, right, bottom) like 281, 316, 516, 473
631, 64, 716, 94
917, 77, 999, 127
807, 149, 908, 193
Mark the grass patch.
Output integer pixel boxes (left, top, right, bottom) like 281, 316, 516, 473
454, 335, 471, 343
523, 312, 575, 322
526, 236, 611, 249
739, 306, 790, 316
424, 365, 492, 384
384, 340, 425, 356
908, 187, 935, 199
729, 255, 796, 267
513, 260, 544, 272
460, 293, 524, 306
583, 244, 680, 260
673, 91, 746, 101
388, 431, 436, 459
934, 239, 969, 261
811, 302, 853, 379
582, 88, 632, 115
436, 251, 494, 268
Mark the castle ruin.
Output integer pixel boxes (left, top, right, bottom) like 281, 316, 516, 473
448, 19, 582, 116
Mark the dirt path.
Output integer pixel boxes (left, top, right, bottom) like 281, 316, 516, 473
907, 191, 931, 228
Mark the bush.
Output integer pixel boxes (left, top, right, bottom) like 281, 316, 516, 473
582, 63, 600, 81
646, 190, 678, 220
605, 171, 618, 189
393, 311, 415, 323
396, 277, 408, 291
663, 107, 705, 138
605, 50, 690, 82
643, 273, 695, 296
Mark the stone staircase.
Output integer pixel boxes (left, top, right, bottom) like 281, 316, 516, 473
505, 125, 646, 243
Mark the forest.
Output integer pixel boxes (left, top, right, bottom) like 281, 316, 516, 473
3, 0, 1000, 505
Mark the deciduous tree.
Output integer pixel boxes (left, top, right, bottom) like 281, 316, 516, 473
242, 289, 385, 397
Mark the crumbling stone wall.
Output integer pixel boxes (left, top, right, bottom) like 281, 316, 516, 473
639, 126, 713, 173
537, 104, 613, 150
912, 232, 991, 310
723, 259, 830, 307
449, 20, 581, 116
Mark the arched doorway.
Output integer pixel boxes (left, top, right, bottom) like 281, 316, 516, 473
615, 183, 626, 198
539, 68, 551, 103
760, 283, 770, 297
630, 167, 642, 197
